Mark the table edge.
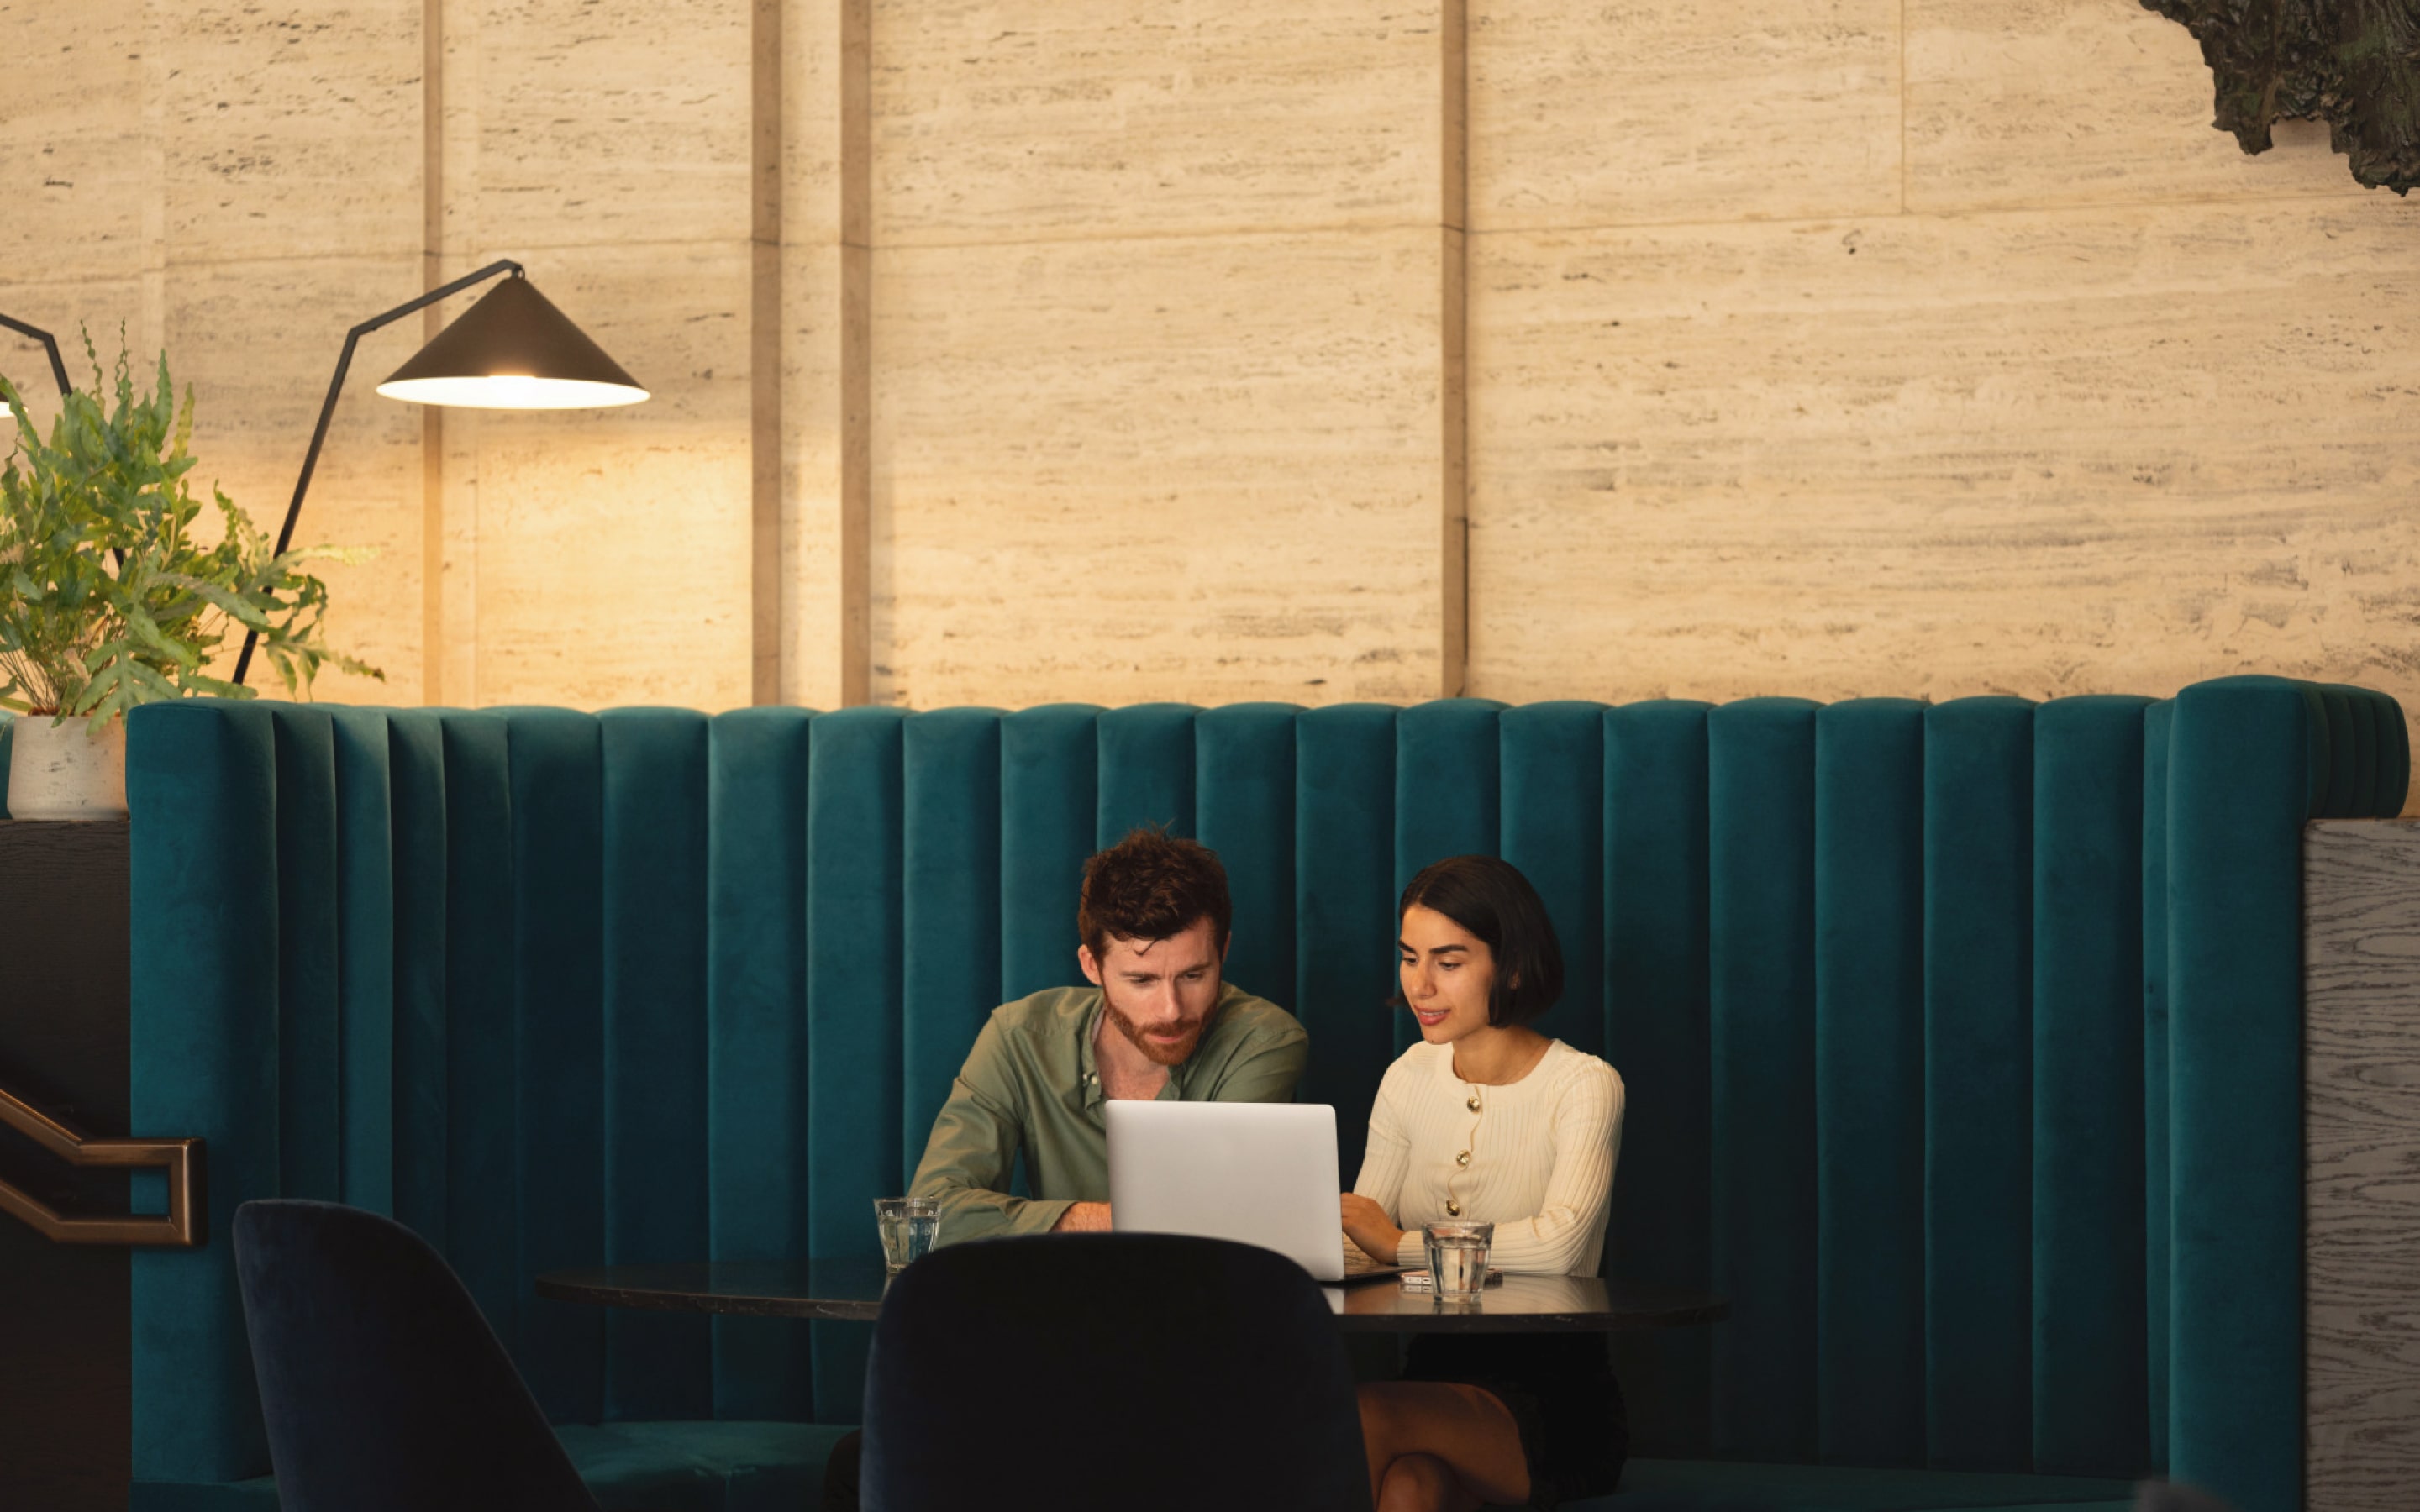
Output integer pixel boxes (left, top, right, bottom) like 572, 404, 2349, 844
535, 1273, 884, 1322
536, 1269, 1729, 1332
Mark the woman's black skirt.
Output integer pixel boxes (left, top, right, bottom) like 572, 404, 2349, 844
1400, 1332, 1628, 1510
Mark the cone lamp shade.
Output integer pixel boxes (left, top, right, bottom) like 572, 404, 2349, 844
375, 275, 647, 410
229, 260, 647, 690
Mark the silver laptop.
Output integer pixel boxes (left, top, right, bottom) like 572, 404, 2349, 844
1106, 1100, 1408, 1284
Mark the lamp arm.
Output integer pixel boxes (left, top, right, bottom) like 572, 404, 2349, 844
232, 259, 523, 688
0, 312, 75, 400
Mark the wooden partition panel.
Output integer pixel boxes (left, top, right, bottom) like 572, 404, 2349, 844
2304, 818, 2420, 1512
0, 822, 133, 1512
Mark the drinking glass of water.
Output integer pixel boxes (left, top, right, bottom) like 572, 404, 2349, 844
876, 1197, 940, 1273
1423, 1219, 1495, 1301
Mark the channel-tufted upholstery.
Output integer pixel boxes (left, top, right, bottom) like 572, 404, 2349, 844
115, 678, 2406, 1512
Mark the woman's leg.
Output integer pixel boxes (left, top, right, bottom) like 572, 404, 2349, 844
817, 1429, 861, 1511
1375, 1452, 1479, 1512
1358, 1381, 1531, 1510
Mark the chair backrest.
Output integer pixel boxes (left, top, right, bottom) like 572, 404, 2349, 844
231, 1199, 597, 1512
231, 1205, 600, 1509
860, 1233, 1370, 1512
128, 680, 2407, 1512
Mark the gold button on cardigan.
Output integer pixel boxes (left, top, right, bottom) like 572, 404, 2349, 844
1347, 1039, 1626, 1275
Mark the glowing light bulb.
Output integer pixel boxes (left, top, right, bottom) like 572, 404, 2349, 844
375, 372, 648, 410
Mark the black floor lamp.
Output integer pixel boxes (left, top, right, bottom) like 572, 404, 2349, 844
230, 260, 648, 685
0, 312, 76, 414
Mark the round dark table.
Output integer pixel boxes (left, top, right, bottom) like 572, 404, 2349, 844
537, 1259, 1728, 1334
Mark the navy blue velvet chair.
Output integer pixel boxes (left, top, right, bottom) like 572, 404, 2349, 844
232, 1199, 597, 1512
860, 1233, 1371, 1512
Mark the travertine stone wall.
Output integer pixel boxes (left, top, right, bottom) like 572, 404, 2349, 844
778, 0, 865, 711
1472, 205, 2420, 706
1468, 0, 2420, 748
434, 0, 755, 711
862, 0, 1459, 708
4, 0, 760, 712
870, 229, 1453, 707
5, 0, 2417, 767
4, 0, 427, 706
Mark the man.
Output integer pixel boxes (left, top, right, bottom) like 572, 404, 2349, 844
820, 827, 1308, 1509
913, 825, 1309, 1236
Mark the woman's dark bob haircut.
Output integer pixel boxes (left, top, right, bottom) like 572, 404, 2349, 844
1397, 854, 1565, 1028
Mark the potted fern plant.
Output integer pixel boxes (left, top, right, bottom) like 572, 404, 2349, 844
0, 338, 378, 820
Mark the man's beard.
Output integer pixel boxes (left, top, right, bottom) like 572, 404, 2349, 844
1102, 997, 1210, 1068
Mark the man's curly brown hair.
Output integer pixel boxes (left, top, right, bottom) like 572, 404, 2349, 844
1078, 827, 1233, 959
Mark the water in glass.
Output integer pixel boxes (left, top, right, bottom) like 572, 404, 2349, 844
876, 1197, 939, 1273
1423, 1219, 1495, 1300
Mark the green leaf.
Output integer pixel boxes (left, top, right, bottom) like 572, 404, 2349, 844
155, 572, 276, 633
0, 331, 383, 711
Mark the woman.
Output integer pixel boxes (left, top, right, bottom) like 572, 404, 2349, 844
1343, 854, 1628, 1512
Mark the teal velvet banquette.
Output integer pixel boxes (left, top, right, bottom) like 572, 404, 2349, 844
100, 677, 2403, 1512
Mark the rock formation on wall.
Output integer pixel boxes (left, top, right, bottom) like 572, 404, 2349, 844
2144, 0, 2420, 192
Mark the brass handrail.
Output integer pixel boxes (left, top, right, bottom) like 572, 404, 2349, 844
0, 1080, 203, 1247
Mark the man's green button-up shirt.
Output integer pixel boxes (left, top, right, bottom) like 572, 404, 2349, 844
908, 982, 1308, 1245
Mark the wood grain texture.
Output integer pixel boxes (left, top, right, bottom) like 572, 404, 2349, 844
1468, 0, 1902, 232
2303, 818, 2420, 1512
1907, 0, 2366, 213
870, 0, 1449, 245
870, 228, 1447, 709
1465, 198, 2420, 728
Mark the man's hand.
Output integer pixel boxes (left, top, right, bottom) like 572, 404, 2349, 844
1053, 1201, 1113, 1233
1340, 1194, 1405, 1263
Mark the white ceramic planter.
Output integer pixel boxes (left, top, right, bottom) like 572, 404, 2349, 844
5, 714, 127, 821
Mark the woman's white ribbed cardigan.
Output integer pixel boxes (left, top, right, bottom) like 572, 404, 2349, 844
1352, 1038, 1626, 1276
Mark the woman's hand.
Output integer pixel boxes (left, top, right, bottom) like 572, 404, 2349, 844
1340, 1194, 1406, 1263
